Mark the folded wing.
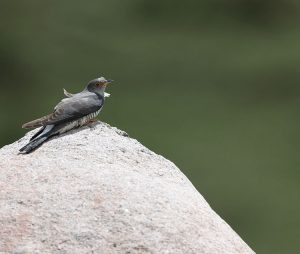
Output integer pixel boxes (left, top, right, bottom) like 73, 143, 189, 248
22, 93, 103, 129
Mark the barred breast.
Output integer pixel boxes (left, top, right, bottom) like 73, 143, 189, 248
58, 108, 102, 134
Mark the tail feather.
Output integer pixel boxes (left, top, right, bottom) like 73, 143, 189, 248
30, 126, 46, 141
19, 136, 48, 154
20, 125, 56, 154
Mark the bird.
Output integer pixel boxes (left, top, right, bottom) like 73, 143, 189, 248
19, 77, 112, 154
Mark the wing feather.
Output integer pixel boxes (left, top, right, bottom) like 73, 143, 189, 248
63, 88, 74, 98
22, 93, 103, 129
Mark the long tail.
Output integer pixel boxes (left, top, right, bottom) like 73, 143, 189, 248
19, 125, 55, 154
19, 136, 49, 154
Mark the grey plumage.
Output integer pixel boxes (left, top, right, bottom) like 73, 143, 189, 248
20, 77, 112, 154
63, 88, 110, 98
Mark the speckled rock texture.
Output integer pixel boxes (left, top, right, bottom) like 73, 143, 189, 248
0, 122, 255, 254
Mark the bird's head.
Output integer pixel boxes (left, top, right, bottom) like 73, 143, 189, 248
86, 77, 113, 95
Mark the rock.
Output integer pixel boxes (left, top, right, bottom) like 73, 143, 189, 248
0, 122, 255, 254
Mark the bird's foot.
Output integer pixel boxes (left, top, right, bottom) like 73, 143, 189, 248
86, 119, 98, 125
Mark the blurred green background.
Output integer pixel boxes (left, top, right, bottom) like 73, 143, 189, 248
1, 0, 300, 253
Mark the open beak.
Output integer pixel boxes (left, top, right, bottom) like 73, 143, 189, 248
106, 79, 113, 84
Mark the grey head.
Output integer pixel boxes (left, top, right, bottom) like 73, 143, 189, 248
85, 77, 113, 96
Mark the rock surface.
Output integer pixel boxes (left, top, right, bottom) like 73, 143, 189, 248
0, 122, 255, 254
